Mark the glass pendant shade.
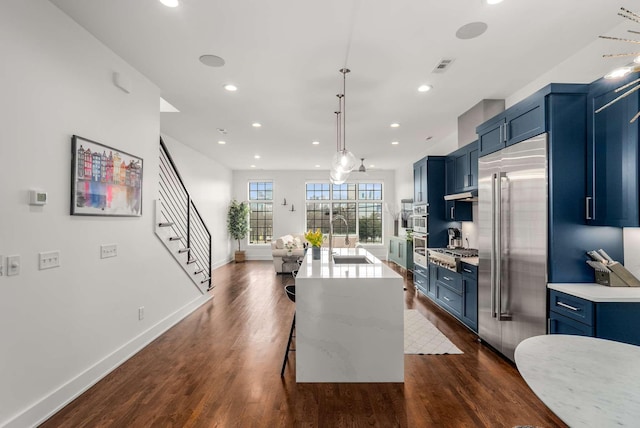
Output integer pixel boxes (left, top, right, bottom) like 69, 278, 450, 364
331, 149, 357, 174
330, 167, 349, 185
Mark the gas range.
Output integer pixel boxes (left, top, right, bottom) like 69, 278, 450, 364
427, 248, 478, 272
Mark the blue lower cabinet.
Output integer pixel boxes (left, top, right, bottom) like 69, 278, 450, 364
549, 311, 594, 337
461, 263, 478, 332
414, 270, 428, 296
422, 262, 478, 332
549, 290, 640, 346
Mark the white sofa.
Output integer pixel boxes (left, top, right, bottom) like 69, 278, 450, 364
271, 233, 359, 273
271, 234, 307, 273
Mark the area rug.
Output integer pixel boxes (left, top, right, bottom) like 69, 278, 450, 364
404, 309, 463, 355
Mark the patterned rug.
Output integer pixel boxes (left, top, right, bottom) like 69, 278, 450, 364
404, 309, 463, 355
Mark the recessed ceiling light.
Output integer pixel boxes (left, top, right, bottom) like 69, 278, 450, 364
390, 123, 400, 128
250, 165, 256, 168
218, 140, 226, 145
159, 0, 179, 7
224, 84, 238, 92
370, 164, 375, 168
315, 164, 321, 168
418, 85, 432, 92
312, 141, 320, 145
254, 155, 261, 159
391, 141, 399, 145
199, 55, 225, 67
252, 122, 262, 128
484, 0, 504, 4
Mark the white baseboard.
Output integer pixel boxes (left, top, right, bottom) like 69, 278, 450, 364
3, 294, 213, 428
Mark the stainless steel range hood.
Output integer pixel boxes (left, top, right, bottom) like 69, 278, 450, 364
444, 190, 478, 202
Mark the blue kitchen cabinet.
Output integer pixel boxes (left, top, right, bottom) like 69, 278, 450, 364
446, 141, 479, 194
421, 262, 477, 332
461, 262, 478, 332
413, 264, 429, 296
549, 290, 640, 346
413, 160, 426, 204
388, 236, 413, 271
586, 72, 640, 227
445, 200, 472, 222
477, 83, 623, 283
477, 94, 545, 157
412, 156, 448, 248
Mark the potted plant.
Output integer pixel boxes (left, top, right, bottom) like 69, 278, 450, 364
305, 228, 325, 260
227, 199, 250, 263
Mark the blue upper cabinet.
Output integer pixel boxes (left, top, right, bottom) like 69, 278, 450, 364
586, 72, 640, 227
413, 159, 426, 203
477, 94, 545, 157
413, 156, 448, 248
446, 141, 479, 194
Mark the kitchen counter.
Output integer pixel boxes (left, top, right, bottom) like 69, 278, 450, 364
515, 334, 640, 427
461, 257, 479, 266
548, 283, 640, 302
295, 248, 404, 382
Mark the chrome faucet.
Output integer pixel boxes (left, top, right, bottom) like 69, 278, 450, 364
329, 214, 350, 256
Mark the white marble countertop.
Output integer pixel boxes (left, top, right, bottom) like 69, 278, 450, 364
296, 247, 402, 280
295, 247, 404, 383
548, 283, 640, 302
515, 334, 640, 427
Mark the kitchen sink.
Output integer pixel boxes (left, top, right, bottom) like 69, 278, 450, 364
332, 255, 372, 264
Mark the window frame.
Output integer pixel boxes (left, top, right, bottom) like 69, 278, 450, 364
247, 180, 274, 245
304, 180, 384, 243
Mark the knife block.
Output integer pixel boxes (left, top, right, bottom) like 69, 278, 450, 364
595, 263, 640, 287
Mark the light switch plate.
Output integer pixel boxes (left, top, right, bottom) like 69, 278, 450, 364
39, 251, 60, 270
7, 255, 20, 276
101, 244, 117, 259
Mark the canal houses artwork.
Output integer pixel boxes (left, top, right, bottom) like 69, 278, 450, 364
71, 135, 143, 216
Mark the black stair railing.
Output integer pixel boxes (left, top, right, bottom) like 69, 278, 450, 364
158, 138, 212, 291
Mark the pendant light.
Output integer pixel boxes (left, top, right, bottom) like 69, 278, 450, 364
330, 68, 357, 175
330, 106, 348, 184
358, 158, 366, 173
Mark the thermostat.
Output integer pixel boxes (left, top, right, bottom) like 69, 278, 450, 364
29, 190, 48, 206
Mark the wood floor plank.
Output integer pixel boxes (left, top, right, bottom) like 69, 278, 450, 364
41, 261, 566, 428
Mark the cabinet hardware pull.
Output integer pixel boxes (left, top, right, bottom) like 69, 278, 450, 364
557, 301, 581, 312
450, 206, 454, 219
463, 268, 472, 273
443, 276, 452, 281
585, 196, 592, 220
443, 296, 451, 302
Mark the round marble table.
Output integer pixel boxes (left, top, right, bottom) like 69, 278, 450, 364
515, 335, 640, 427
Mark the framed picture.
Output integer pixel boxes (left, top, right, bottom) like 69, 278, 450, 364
71, 135, 143, 216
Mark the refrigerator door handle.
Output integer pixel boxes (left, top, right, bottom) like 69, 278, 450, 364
490, 172, 498, 318
497, 172, 512, 322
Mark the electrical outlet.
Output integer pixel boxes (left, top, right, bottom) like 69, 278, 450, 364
39, 250, 60, 270
138, 306, 144, 320
7, 255, 20, 276
101, 244, 117, 259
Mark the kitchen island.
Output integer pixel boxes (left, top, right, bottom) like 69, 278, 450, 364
295, 247, 404, 382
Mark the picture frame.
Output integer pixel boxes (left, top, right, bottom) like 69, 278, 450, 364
71, 135, 143, 216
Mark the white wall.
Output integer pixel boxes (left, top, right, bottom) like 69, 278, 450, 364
232, 169, 396, 260
0, 2, 214, 426
161, 134, 233, 267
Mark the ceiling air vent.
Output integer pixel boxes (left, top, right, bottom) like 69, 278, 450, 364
432, 58, 455, 74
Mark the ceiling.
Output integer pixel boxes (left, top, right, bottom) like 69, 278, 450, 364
49, 0, 637, 171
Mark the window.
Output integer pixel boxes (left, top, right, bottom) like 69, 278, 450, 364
305, 182, 383, 243
248, 181, 273, 244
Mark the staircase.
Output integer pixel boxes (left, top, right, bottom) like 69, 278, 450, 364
155, 138, 212, 293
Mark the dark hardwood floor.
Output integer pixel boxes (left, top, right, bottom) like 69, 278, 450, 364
41, 261, 566, 428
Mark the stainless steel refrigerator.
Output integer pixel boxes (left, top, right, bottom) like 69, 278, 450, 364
478, 134, 548, 362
